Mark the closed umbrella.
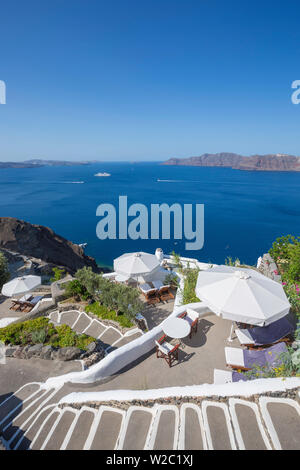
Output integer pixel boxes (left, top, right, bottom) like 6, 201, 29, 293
1, 275, 41, 297
195, 265, 290, 339
114, 252, 160, 281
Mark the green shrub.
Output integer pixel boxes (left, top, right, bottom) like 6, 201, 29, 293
243, 323, 300, 379
168, 252, 200, 303
180, 266, 201, 305
75, 267, 143, 320
51, 267, 65, 282
75, 267, 102, 299
283, 281, 300, 318
53, 324, 77, 347
31, 328, 47, 344
75, 334, 95, 350
0, 316, 94, 351
85, 303, 134, 328
269, 235, 300, 282
64, 279, 89, 301
163, 272, 179, 288
170, 251, 183, 272
268, 235, 300, 318
225, 256, 241, 267
243, 348, 300, 379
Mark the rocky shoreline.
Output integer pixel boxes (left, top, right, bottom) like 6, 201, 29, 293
0, 217, 112, 277
0, 217, 100, 275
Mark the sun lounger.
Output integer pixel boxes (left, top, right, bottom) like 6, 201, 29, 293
157, 284, 174, 302
213, 369, 249, 384
10, 300, 22, 311
19, 295, 43, 313
152, 280, 164, 290
10, 294, 34, 311
29, 295, 43, 306
139, 283, 160, 304
225, 342, 288, 371
235, 316, 294, 348
139, 283, 153, 294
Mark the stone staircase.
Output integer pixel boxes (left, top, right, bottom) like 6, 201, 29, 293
48, 310, 143, 354
1, 381, 299, 450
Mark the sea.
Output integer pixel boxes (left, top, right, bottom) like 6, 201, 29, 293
0, 162, 299, 268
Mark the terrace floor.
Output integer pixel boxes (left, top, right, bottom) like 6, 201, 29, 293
0, 291, 49, 324
65, 312, 240, 394
0, 296, 28, 322
141, 299, 175, 330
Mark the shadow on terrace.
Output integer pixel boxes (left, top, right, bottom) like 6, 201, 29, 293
69, 311, 240, 394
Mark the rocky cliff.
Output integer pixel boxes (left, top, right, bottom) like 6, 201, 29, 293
0, 217, 99, 274
163, 153, 300, 171
0, 160, 90, 169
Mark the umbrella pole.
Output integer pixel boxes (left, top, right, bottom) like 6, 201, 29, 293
227, 322, 235, 342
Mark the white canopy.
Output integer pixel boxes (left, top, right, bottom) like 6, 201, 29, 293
1, 275, 41, 297
113, 252, 160, 279
195, 265, 290, 326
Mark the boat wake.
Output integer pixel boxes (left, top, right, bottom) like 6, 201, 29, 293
157, 179, 203, 183
157, 179, 187, 183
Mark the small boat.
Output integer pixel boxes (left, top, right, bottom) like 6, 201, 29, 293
78, 243, 87, 248
94, 172, 111, 177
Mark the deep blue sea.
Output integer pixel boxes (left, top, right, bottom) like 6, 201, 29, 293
0, 162, 299, 268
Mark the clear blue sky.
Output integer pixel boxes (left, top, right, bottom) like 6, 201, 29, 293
0, 0, 300, 161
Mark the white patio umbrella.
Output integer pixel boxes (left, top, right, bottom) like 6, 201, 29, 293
1, 275, 41, 297
113, 252, 160, 282
115, 273, 131, 283
195, 265, 290, 340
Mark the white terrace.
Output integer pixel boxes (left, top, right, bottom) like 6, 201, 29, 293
1, 251, 299, 451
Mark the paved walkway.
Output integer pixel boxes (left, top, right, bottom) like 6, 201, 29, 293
141, 301, 174, 330
0, 358, 82, 405
48, 310, 143, 353
0, 381, 299, 450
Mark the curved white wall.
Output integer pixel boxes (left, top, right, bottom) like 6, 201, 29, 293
44, 256, 213, 388
45, 302, 211, 388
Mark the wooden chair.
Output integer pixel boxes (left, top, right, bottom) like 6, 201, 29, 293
158, 285, 174, 302
178, 309, 199, 339
155, 334, 180, 367
10, 300, 27, 312
145, 292, 160, 305
10, 295, 34, 311
10, 300, 22, 311
140, 287, 160, 305
21, 296, 43, 313
21, 301, 35, 313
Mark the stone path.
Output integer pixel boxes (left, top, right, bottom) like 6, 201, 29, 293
1, 381, 299, 450
48, 310, 143, 354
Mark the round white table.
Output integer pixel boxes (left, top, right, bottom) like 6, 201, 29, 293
163, 317, 191, 339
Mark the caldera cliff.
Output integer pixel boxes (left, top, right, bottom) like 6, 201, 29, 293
0, 217, 100, 275
163, 153, 300, 171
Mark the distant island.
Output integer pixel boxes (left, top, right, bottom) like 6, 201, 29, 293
163, 153, 300, 172
0, 159, 91, 169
